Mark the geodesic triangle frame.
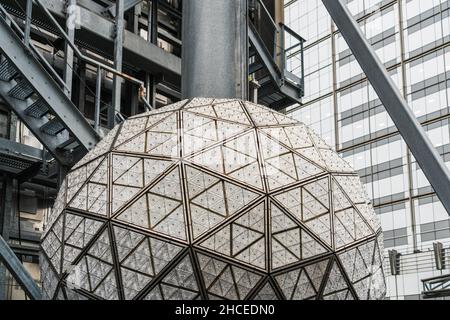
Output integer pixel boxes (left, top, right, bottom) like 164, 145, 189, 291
40, 98, 385, 300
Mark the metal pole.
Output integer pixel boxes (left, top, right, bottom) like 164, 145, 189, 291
398, 0, 419, 252
279, 24, 285, 74
24, 0, 32, 47
109, 0, 124, 128
181, 0, 248, 100
145, 0, 157, 109
0, 175, 13, 300
150, 0, 158, 44
322, 0, 450, 216
77, 61, 86, 115
94, 66, 102, 132
63, 0, 76, 98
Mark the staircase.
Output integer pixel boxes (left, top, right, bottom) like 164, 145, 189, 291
0, 9, 99, 167
248, 1, 305, 111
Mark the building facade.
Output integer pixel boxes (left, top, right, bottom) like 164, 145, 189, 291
284, 0, 450, 299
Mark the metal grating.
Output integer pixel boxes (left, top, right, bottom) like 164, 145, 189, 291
41, 118, 65, 136
0, 57, 17, 81
8, 78, 34, 100
25, 99, 50, 118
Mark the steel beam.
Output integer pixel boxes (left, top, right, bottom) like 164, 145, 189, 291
248, 23, 281, 87
0, 137, 44, 161
150, 0, 158, 45
23, 0, 32, 47
110, 0, 125, 128
63, 0, 76, 98
322, 0, 450, 216
0, 138, 57, 188
0, 234, 42, 300
181, 0, 248, 100
76, 61, 86, 115
94, 66, 102, 132
422, 274, 450, 299
0, 175, 12, 300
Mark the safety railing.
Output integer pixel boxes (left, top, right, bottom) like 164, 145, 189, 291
0, 5, 68, 91
250, 0, 306, 94
280, 23, 305, 94
422, 274, 450, 298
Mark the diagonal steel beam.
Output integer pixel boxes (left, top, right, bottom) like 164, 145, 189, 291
322, 0, 450, 216
0, 234, 42, 300
248, 23, 282, 87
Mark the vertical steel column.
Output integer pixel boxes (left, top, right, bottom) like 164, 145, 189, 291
322, 0, 450, 216
0, 175, 13, 300
145, 0, 158, 108
63, 0, 76, 98
149, 75, 157, 107
109, 0, 125, 128
9, 113, 17, 143
23, 0, 32, 47
131, 3, 140, 34
150, 0, 158, 44
130, 86, 138, 115
181, 0, 248, 100
0, 177, 14, 251
274, 0, 284, 67
77, 61, 86, 115
398, 0, 419, 252
94, 66, 102, 132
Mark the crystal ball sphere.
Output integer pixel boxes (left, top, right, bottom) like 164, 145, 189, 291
41, 98, 385, 300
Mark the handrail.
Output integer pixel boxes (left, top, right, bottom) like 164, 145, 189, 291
421, 274, 450, 283
0, 5, 70, 92
33, 0, 154, 111
281, 23, 307, 43
34, 0, 144, 87
0, 0, 154, 132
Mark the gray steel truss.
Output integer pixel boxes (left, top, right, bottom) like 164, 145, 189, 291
321, 0, 450, 216
422, 274, 450, 299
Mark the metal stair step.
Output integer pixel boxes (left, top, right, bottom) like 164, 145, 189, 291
8, 79, 34, 100
25, 99, 49, 118
0, 58, 18, 81
40, 118, 65, 136
56, 137, 78, 150
249, 62, 264, 74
